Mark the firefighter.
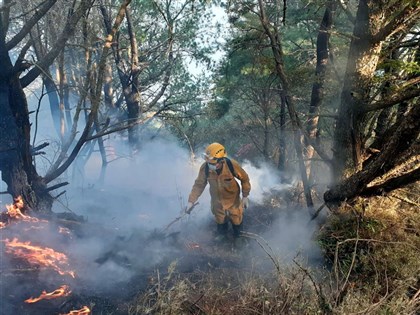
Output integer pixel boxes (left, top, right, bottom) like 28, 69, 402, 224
186, 143, 251, 242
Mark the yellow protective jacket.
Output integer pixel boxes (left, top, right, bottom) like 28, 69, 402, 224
188, 158, 251, 224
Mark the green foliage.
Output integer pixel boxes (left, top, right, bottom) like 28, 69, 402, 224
377, 60, 420, 75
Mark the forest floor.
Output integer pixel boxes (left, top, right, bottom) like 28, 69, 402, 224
1, 186, 419, 315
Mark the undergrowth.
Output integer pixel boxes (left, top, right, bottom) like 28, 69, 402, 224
127, 188, 420, 314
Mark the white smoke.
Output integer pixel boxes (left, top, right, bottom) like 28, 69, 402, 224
241, 160, 292, 204
1, 135, 323, 301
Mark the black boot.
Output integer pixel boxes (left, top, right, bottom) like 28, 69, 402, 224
232, 223, 243, 238
232, 223, 246, 249
214, 222, 229, 242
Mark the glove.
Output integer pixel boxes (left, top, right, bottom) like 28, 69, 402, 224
242, 197, 249, 209
185, 202, 194, 214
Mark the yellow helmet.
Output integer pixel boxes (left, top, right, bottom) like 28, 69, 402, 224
204, 143, 226, 164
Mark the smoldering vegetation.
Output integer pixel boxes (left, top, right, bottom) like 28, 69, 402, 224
0, 139, 324, 314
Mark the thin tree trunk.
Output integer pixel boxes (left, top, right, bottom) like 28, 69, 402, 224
57, 51, 67, 140
278, 95, 286, 171
258, 0, 313, 207
305, 2, 335, 179
99, 5, 141, 151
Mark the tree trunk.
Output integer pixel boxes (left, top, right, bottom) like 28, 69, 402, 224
305, 2, 335, 178
0, 72, 53, 211
333, 1, 386, 183
257, 0, 313, 207
100, 5, 141, 151
277, 95, 286, 171
43, 74, 62, 138
0, 0, 117, 211
325, 102, 420, 203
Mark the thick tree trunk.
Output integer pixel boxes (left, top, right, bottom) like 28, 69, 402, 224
331, 0, 420, 184
0, 0, 111, 211
325, 103, 420, 203
0, 72, 53, 211
332, 0, 385, 182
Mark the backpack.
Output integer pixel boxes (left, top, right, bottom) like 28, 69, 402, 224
205, 157, 236, 179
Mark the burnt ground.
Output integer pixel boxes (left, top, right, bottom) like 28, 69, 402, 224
0, 195, 323, 315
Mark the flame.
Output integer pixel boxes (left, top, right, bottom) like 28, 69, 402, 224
5, 196, 31, 220
60, 306, 91, 315
4, 238, 75, 278
25, 285, 72, 303
1, 196, 46, 226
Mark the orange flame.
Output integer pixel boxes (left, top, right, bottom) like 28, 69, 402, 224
4, 238, 75, 278
25, 285, 72, 303
1, 196, 46, 226
5, 196, 30, 219
60, 306, 91, 315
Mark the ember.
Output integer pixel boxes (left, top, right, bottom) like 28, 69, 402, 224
4, 238, 76, 278
60, 305, 91, 315
59, 226, 72, 235
185, 241, 200, 250
25, 285, 72, 303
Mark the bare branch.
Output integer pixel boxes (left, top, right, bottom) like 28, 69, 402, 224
46, 182, 69, 192
43, 0, 132, 183
361, 167, 420, 197
336, 0, 355, 23
373, 4, 420, 44
6, 0, 58, 50
20, 0, 94, 88
364, 86, 420, 113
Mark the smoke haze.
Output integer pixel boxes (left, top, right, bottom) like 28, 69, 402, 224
1, 136, 323, 313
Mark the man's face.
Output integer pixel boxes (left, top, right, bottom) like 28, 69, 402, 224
207, 158, 223, 171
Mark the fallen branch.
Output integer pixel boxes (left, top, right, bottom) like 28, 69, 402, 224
293, 258, 332, 314
242, 231, 281, 274
389, 194, 420, 207
309, 203, 326, 222
162, 202, 199, 231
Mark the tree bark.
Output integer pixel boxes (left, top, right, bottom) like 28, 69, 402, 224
305, 2, 335, 178
325, 103, 420, 203
0, 0, 97, 211
332, 0, 384, 182
99, 4, 142, 151
277, 95, 286, 171
332, 0, 420, 184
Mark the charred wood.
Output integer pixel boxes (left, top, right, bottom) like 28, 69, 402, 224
30, 142, 49, 155
46, 182, 69, 192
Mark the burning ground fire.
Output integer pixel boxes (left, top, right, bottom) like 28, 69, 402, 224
0, 195, 45, 226
1, 197, 91, 314
60, 306, 91, 315
3, 238, 76, 277
25, 285, 72, 303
